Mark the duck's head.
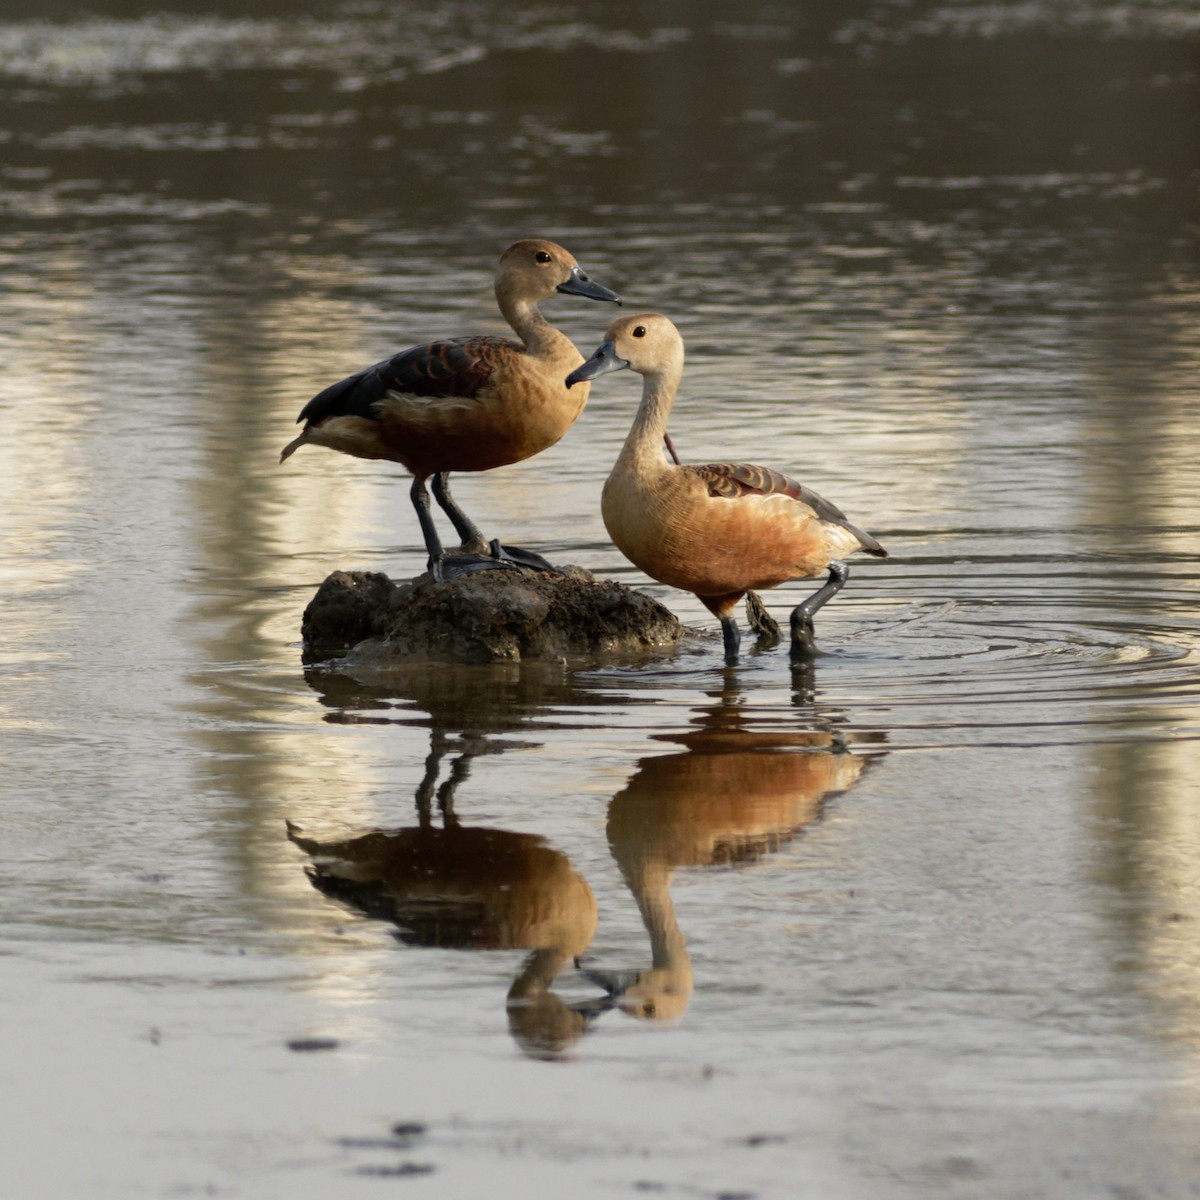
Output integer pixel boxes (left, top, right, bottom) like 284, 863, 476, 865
496, 238, 621, 305
565, 312, 684, 388
580, 963, 693, 1022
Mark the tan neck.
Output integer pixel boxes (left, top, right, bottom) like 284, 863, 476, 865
622, 858, 688, 970
498, 291, 568, 358
615, 367, 681, 477
507, 946, 572, 1001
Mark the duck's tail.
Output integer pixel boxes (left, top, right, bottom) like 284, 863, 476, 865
279, 429, 308, 463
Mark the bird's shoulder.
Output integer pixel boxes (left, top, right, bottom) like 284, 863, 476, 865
296, 334, 521, 425
381, 334, 521, 398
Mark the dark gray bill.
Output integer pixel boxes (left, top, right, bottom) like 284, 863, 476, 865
564, 339, 631, 388
556, 265, 622, 305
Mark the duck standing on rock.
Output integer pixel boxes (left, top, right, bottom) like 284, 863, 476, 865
565, 312, 887, 663
281, 239, 620, 581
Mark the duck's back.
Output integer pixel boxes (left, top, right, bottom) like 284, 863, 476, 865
297, 335, 514, 425
296, 332, 589, 476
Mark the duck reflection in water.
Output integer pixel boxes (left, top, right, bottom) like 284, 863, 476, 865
288, 727, 607, 1062
293, 662, 882, 1049
584, 682, 883, 1022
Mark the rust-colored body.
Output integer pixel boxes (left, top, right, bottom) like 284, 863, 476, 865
282, 327, 588, 479
572, 313, 887, 630
287, 820, 596, 955
280, 239, 619, 568
603, 461, 873, 618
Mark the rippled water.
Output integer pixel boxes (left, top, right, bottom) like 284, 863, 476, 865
3, 2, 1199, 1197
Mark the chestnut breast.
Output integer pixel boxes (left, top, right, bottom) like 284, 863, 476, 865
602, 464, 837, 597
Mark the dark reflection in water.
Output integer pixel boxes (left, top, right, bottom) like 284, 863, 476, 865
303, 653, 649, 740
288, 729, 604, 1062
292, 665, 883, 1055
294, 658, 631, 1060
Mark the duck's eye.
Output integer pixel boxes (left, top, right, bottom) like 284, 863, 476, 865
632, 325, 646, 338
535, 251, 553, 264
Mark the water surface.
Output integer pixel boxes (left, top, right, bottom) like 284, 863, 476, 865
2, 2, 1199, 1197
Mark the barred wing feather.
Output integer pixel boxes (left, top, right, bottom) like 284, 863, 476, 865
691, 462, 887, 557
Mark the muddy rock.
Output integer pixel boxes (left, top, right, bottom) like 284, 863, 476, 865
301, 565, 682, 665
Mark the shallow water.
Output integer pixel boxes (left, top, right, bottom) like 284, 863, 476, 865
3, 2, 1200, 1197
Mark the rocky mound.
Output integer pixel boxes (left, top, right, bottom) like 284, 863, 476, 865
300, 565, 682, 665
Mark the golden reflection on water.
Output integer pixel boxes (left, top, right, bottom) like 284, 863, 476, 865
0, 264, 91, 606
192, 265, 391, 576
1093, 736, 1200, 1078
1076, 275, 1200, 1080
286, 668, 882, 1056
593, 684, 878, 1024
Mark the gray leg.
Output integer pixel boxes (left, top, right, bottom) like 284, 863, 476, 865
431, 471, 557, 575
418, 474, 521, 580
790, 561, 849, 659
436, 751, 472, 827
431, 472, 488, 553
720, 616, 742, 664
410, 476, 447, 581
414, 729, 449, 826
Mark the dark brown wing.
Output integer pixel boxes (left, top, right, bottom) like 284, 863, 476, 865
691, 462, 888, 557
295, 335, 518, 426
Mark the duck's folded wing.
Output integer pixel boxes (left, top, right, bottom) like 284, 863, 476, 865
295, 335, 518, 425
692, 461, 815, 502
691, 462, 888, 557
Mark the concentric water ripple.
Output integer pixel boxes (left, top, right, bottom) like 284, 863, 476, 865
789, 555, 1198, 747
478, 543, 1200, 756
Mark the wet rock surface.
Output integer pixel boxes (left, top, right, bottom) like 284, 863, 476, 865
301, 565, 682, 665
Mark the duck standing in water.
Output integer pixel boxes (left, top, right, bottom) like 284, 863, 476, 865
281, 239, 620, 580
565, 312, 887, 663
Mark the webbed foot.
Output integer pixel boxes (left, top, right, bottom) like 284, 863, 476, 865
428, 553, 519, 583
488, 539, 561, 573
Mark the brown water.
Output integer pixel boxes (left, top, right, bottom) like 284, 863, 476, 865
3, 2, 1200, 1196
